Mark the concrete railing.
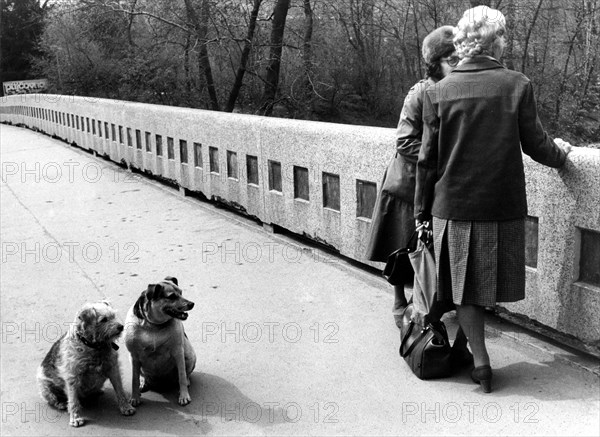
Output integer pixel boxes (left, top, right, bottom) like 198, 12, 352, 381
1, 94, 599, 346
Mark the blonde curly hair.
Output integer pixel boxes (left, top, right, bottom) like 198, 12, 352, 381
454, 6, 506, 59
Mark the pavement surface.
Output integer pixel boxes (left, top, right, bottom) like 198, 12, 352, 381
1, 123, 599, 436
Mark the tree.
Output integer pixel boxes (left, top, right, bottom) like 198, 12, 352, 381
0, 0, 50, 93
27, 0, 599, 143
299, 0, 314, 115
225, 0, 263, 112
184, 0, 219, 110
258, 0, 290, 116
469, 0, 491, 6
520, 0, 545, 75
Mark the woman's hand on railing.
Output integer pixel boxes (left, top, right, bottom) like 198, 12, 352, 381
554, 138, 573, 155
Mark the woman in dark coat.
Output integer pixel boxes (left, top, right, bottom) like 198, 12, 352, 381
414, 6, 572, 393
365, 26, 459, 316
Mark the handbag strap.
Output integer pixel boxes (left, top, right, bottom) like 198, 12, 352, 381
400, 320, 451, 357
407, 230, 419, 252
399, 321, 431, 358
429, 321, 449, 344
388, 230, 419, 259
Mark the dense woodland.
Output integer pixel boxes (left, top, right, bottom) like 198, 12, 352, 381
1, 0, 599, 144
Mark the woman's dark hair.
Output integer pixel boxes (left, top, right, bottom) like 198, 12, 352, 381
425, 62, 443, 81
425, 48, 455, 80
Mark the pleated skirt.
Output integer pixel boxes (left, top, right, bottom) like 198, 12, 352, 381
433, 217, 525, 307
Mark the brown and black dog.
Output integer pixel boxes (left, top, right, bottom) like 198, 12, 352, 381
124, 277, 196, 406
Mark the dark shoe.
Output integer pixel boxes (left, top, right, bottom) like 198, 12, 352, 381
450, 345, 474, 368
471, 365, 493, 393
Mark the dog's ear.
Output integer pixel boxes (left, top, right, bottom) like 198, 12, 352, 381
164, 276, 178, 286
76, 306, 97, 333
133, 284, 159, 319
133, 290, 148, 319
147, 283, 164, 299
79, 307, 97, 322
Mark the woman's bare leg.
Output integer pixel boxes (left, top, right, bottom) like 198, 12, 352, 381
392, 285, 408, 314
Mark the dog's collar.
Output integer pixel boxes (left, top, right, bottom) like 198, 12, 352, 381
139, 306, 169, 325
77, 333, 119, 351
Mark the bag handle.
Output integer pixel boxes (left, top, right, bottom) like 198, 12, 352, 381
429, 321, 449, 345
408, 230, 419, 251
400, 321, 450, 357
399, 321, 431, 358
387, 231, 419, 259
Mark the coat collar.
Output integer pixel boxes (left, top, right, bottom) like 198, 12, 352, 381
454, 56, 505, 72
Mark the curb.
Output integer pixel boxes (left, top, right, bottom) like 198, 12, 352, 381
486, 312, 600, 377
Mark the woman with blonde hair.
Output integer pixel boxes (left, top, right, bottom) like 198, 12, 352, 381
414, 6, 572, 393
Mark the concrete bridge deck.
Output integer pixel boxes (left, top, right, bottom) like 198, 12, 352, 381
1, 124, 599, 436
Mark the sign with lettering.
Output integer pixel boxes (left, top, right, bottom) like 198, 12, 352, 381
2, 79, 48, 95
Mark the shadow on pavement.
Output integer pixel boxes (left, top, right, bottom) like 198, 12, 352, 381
426, 359, 598, 401
75, 372, 287, 434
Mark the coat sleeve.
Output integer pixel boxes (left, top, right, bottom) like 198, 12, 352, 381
396, 81, 427, 162
414, 90, 439, 221
519, 81, 567, 168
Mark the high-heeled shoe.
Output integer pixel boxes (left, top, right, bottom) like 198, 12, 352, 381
471, 365, 493, 393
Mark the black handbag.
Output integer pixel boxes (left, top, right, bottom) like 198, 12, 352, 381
382, 232, 417, 285
399, 303, 453, 380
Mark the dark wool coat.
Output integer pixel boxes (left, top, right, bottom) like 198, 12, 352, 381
364, 78, 435, 263
415, 56, 567, 222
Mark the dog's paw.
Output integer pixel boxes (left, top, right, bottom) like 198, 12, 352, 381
178, 392, 191, 406
130, 397, 141, 407
119, 403, 136, 416
69, 415, 85, 427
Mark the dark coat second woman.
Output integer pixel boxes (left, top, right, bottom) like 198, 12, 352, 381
365, 26, 458, 315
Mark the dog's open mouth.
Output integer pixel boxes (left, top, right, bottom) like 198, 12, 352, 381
165, 308, 189, 320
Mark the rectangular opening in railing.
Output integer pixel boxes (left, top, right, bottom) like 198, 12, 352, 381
247, 155, 258, 185
156, 135, 163, 156
167, 137, 174, 160
322, 172, 340, 211
268, 160, 282, 192
194, 143, 202, 168
579, 229, 600, 287
356, 180, 376, 219
209, 147, 219, 173
180, 140, 188, 164
145, 132, 152, 152
293, 166, 309, 201
227, 151, 238, 179
525, 216, 539, 268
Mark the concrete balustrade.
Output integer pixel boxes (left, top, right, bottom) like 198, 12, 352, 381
1, 94, 598, 346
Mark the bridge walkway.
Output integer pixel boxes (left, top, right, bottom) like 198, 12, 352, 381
1, 124, 598, 436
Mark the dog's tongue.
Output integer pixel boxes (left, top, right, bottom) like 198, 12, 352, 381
180, 312, 188, 320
